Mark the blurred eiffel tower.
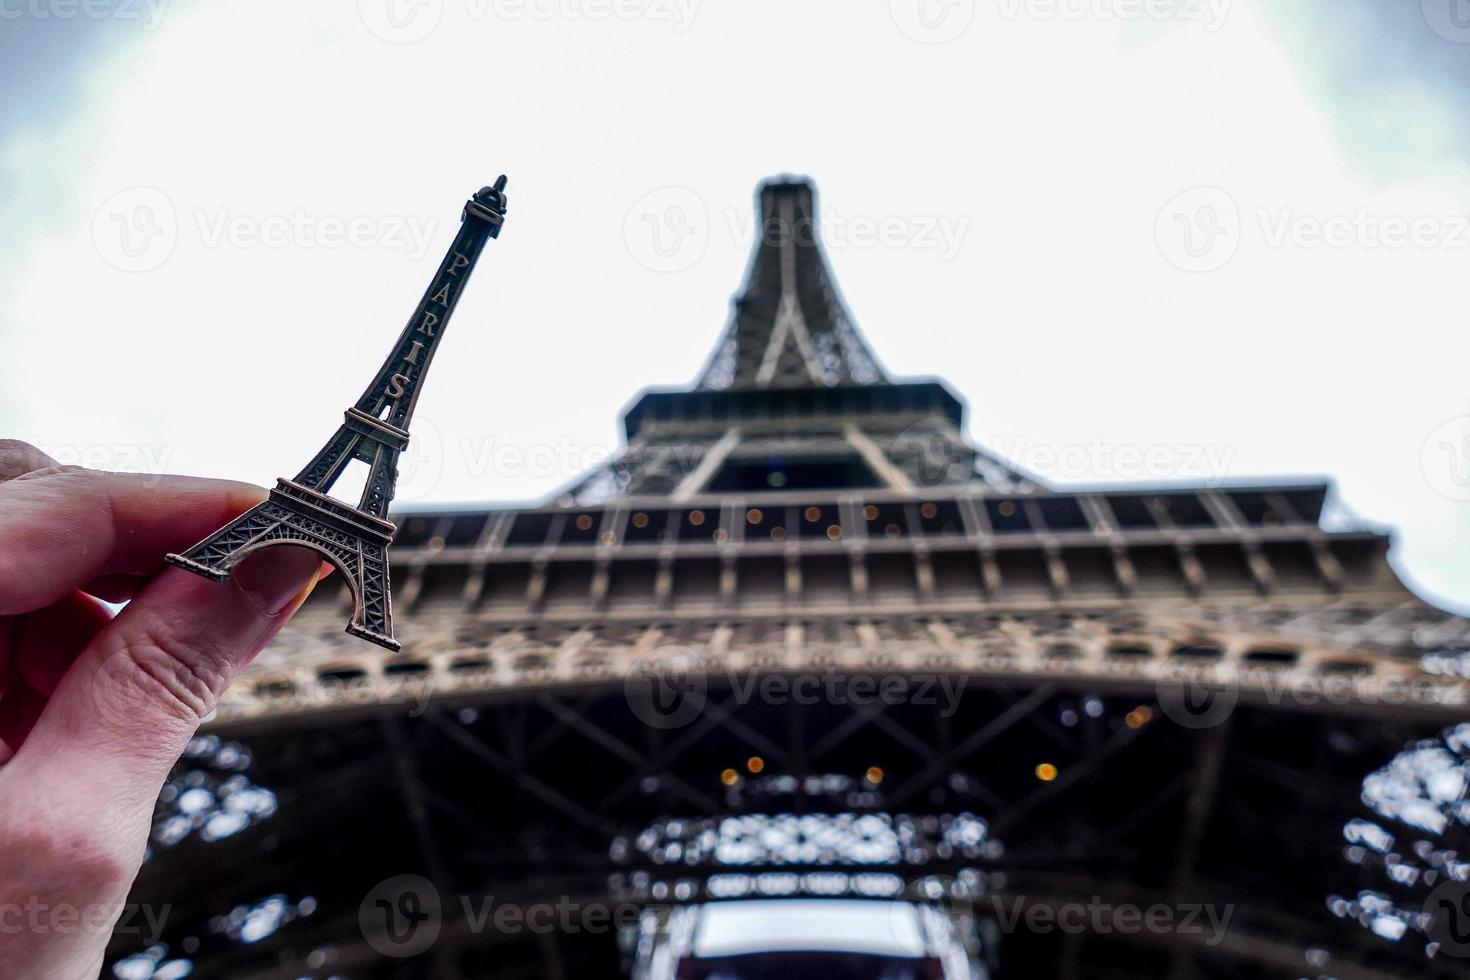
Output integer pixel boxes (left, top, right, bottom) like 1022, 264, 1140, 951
121, 178, 1470, 980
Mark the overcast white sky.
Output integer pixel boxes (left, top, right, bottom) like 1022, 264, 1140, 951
1, 0, 1467, 613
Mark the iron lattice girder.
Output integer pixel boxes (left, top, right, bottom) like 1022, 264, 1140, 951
394, 488, 1349, 556
265, 480, 1450, 669
125, 684, 1455, 979
216, 598, 1468, 729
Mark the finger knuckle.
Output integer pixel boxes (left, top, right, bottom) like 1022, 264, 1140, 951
97, 624, 232, 728
0, 439, 54, 478
0, 438, 41, 457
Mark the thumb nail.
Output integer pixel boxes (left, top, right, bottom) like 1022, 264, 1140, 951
233, 546, 324, 616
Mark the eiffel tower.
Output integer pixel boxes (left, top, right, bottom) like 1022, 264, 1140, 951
121, 177, 1469, 979
166, 179, 508, 651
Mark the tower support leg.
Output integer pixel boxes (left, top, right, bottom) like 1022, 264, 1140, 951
166, 480, 401, 651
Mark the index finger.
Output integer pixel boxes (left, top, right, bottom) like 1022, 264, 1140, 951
0, 444, 266, 616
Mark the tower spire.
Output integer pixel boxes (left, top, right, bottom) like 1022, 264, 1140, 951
698, 176, 885, 390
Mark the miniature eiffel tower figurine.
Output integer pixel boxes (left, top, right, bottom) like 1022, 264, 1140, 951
166, 178, 510, 650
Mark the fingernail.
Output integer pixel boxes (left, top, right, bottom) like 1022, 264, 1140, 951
233, 546, 324, 616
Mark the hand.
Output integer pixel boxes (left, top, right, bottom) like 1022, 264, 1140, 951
0, 440, 324, 979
